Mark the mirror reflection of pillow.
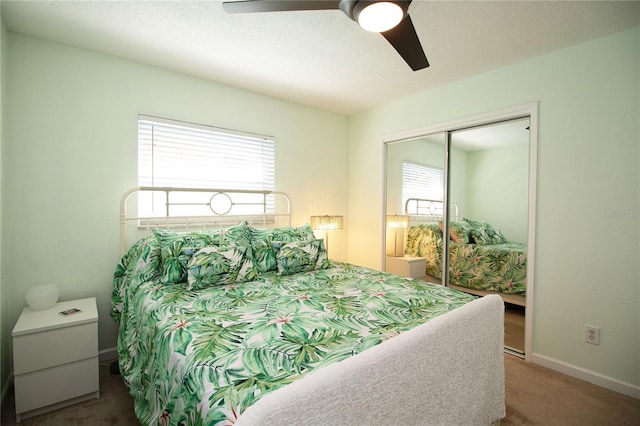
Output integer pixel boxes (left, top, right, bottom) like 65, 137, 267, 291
485, 227, 507, 244
463, 218, 507, 244
449, 221, 472, 243
470, 228, 491, 245
438, 221, 463, 243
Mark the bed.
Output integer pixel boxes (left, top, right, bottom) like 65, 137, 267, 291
403, 198, 527, 306
113, 187, 505, 425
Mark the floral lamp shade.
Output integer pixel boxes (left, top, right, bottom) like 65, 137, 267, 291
310, 215, 344, 258
310, 215, 343, 231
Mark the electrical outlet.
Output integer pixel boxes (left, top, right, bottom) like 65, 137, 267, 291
585, 325, 600, 345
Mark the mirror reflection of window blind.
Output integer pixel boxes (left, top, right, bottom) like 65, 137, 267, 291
401, 161, 444, 214
138, 115, 275, 217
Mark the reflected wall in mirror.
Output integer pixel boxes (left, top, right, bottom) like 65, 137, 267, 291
385, 116, 531, 357
450, 118, 529, 245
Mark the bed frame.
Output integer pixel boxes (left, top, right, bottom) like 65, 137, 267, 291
404, 197, 459, 223
118, 187, 505, 425
119, 186, 291, 254
237, 294, 505, 425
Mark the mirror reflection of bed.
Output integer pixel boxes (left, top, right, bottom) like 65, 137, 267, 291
385, 116, 531, 357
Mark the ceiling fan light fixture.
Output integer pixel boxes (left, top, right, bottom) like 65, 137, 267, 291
356, 1, 405, 33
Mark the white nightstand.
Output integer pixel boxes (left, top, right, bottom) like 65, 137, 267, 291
386, 256, 427, 280
12, 297, 100, 422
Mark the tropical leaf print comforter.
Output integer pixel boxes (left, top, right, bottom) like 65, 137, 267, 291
112, 235, 475, 426
405, 223, 527, 295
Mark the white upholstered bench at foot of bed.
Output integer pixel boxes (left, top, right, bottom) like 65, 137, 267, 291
236, 294, 505, 426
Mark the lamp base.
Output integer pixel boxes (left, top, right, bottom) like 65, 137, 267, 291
385, 228, 406, 258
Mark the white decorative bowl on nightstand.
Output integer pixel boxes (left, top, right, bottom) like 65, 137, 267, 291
25, 284, 59, 310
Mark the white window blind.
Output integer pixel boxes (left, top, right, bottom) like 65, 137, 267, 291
138, 115, 275, 217
401, 161, 444, 214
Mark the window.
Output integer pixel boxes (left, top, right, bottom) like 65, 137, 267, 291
138, 115, 275, 217
401, 161, 444, 214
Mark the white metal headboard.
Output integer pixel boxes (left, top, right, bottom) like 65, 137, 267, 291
404, 198, 459, 224
120, 186, 291, 254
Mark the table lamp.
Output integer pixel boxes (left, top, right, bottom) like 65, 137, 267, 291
386, 214, 408, 257
310, 215, 343, 257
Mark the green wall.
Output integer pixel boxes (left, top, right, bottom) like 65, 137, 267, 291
347, 28, 639, 392
1, 33, 348, 387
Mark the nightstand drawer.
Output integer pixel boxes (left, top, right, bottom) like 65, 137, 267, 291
13, 322, 98, 375
14, 357, 99, 414
408, 260, 426, 279
386, 256, 426, 279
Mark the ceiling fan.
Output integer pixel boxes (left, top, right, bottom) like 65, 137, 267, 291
221, 0, 429, 71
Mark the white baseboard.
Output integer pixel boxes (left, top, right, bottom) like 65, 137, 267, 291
531, 353, 640, 399
99, 346, 118, 363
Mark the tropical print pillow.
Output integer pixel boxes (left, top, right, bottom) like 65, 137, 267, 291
485, 226, 507, 244
250, 224, 316, 274
153, 222, 251, 284
470, 228, 491, 245
273, 238, 330, 275
438, 221, 472, 243
186, 245, 256, 290
462, 217, 486, 229
463, 218, 507, 245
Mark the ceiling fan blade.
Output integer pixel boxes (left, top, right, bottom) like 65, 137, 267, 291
222, 0, 340, 14
381, 14, 429, 71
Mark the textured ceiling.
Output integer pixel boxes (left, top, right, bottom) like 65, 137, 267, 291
2, 0, 639, 115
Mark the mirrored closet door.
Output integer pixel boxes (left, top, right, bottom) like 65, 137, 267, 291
384, 108, 536, 358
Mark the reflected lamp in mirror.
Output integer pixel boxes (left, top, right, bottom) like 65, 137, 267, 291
386, 214, 408, 257
310, 215, 344, 257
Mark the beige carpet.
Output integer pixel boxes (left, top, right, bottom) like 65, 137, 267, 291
1, 361, 138, 426
2, 356, 639, 425
501, 355, 640, 425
